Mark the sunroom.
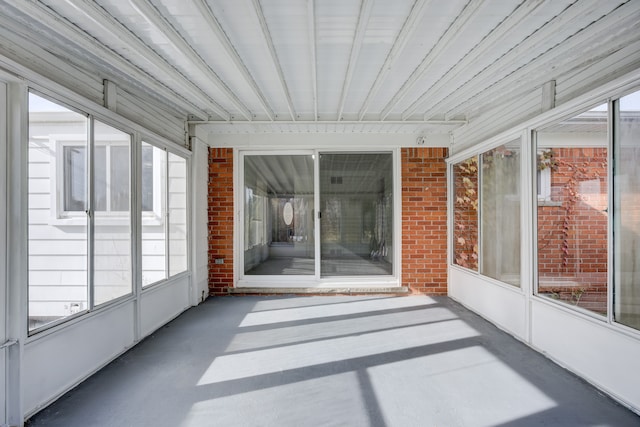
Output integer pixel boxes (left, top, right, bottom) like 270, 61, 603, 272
1, 0, 640, 425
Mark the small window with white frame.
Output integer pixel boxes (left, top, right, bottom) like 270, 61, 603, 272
536, 149, 553, 203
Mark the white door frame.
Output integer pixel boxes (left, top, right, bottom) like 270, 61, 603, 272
235, 148, 401, 288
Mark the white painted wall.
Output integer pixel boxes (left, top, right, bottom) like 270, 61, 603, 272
23, 301, 136, 416
191, 139, 210, 305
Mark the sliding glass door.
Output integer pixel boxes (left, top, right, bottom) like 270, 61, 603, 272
319, 153, 393, 277
243, 154, 315, 276
241, 151, 394, 283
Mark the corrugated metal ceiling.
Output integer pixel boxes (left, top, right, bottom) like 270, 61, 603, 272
1, 0, 639, 136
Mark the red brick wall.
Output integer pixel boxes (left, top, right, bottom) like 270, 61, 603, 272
208, 148, 234, 295
537, 147, 608, 313
207, 147, 449, 295
401, 147, 449, 294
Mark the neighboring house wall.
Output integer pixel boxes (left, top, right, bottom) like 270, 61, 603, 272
207, 146, 449, 295
537, 147, 608, 313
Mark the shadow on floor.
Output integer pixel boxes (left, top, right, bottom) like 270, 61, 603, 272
27, 296, 639, 427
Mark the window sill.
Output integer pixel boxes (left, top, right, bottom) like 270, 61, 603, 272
537, 200, 562, 207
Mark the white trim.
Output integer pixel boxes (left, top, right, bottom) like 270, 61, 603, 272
0, 79, 8, 427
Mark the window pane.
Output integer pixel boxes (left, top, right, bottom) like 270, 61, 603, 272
141, 144, 154, 212
28, 92, 88, 331
453, 156, 479, 270
320, 153, 392, 277
63, 146, 86, 211
244, 155, 315, 275
93, 120, 132, 305
614, 90, 640, 330
94, 146, 107, 211
110, 146, 130, 211
169, 153, 188, 276
481, 141, 521, 286
536, 105, 608, 315
142, 142, 167, 286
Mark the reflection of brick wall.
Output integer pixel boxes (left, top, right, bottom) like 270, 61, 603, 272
453, 158, 478, 270
537, 147, 608, 313
208, 148, 234, 295
401, 148, 448, 294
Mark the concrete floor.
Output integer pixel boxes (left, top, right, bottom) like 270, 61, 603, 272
27, 296, 639, 427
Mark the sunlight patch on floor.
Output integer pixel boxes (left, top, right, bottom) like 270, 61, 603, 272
197, 319, 478, 385
239, 295, 439, 327
367, 345, 557, 426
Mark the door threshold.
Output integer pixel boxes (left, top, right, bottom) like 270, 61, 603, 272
227, 287, 410, 296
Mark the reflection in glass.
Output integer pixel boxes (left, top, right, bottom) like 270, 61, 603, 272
614, 90, 640, 330
481, 141, 521, 286
536, 105, 608, 315
244, 155, 315, 275
453, 156, 479, 271
169, 153, 188, 276
142, 142, 166, 286
320, 153, 393, 277
93, 120, 132, 306
28, 92, 88, 330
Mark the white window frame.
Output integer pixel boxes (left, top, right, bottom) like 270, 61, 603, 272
51, 138, 163, 226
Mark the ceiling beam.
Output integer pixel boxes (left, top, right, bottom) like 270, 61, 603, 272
0, 0, 210, 119
357, 0, 429, 121
379, 0, 486, 121
424, 0, 622, 120
63, 0, 231, 120
337, 0, 374, 121
191, 0, 275, 121
308, 0, 318, 121
129, 0, 253, 121
400, 0, 546, 120
251, 0, 297, 121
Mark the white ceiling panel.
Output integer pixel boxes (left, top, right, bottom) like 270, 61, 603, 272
2, 0, 639, 136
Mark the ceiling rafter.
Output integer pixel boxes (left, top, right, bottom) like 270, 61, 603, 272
1, 0, 209, 119
308, 0, 318, 121
337, 0, 374, 121
191, 0, 275, 121
251, 0, 297, 121
357, 0, 430, 121
423, 0, 620, 120
129, 0, 253, 121
379, 0, 486, 121
400, 0, 546, 120
64, 0, 231, 120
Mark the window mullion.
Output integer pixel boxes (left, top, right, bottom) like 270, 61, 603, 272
164, 149, 169, 280
88, 116, 95, 310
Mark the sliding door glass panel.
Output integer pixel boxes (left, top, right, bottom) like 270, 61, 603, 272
536, 105, 608, 315
614, 90, 640, 330
244, 155, 315, 275
93, 120, 132, 306
28, 92, 88, 331
320, 153, 393, 277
